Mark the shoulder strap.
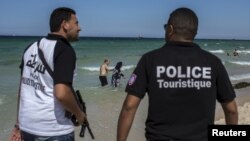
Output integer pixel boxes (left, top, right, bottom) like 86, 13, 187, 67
37, 39, 54, 79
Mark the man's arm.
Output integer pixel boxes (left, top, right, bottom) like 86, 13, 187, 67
221, 100, 238, 124
9, 77, 22, 141
105, 65, 113, 71
117, 94, 141, 141
54, 83, 86, 124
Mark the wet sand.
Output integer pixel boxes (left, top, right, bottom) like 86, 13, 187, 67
75, 85, 250, 141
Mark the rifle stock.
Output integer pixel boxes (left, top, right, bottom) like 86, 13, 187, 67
65, 90, 95, 139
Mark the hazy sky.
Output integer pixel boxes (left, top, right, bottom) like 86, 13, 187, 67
1, 0, 250, 39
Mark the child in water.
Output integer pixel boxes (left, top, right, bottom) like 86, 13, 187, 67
111, 61, 125, 87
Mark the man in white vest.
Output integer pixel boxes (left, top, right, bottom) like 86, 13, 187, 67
10, 7, 85, 141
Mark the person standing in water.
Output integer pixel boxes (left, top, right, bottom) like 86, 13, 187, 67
99, 59, 112, 86
111, 61, 125, 87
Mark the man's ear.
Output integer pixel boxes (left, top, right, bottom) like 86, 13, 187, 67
62, 20, 69, 30
167, 24, 174, 36
165, 24, 174, 41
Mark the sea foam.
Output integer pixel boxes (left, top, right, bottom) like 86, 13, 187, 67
80, 65, 135, 72
230, 61, 250, 66
230, 73, 250, 81
209, 49, 225, 54
237, 50, 250, 54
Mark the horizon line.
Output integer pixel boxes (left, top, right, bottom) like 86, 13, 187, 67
0, 35, 249, 41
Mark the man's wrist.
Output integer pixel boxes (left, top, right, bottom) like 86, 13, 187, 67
14, 123, 19, 129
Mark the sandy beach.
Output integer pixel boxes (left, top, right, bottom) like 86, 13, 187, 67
73, 83, 250, 141
3, 83, 249, 141
215, 85, 250, 124
2, 84, 249, 141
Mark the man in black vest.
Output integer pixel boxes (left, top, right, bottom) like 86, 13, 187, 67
117, 7, 238, 141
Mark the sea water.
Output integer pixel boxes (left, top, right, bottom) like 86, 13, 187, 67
0, 36, 250, 140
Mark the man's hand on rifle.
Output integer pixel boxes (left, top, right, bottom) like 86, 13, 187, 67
75, 111, 86, 126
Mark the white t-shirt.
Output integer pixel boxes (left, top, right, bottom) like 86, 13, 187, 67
19, 34, 76, 136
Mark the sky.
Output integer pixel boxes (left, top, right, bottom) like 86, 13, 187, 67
1, 0, 250, 39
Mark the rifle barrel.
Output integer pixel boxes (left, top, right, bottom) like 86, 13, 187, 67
87, 124, 95, 139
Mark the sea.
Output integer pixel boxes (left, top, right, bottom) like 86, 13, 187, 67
0, 36, 250, 140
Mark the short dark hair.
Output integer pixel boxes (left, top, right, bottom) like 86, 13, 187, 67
167, 7, 198, 39
50, 7, 76, 32
104, 59, 109, 63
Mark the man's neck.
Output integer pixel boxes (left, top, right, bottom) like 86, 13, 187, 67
50, 31, 67, 39
167, 35, 193, 43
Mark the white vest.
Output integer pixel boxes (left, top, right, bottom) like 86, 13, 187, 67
19, 38, 74, 136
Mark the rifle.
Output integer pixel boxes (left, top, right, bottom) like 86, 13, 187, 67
67, 90, 95, 139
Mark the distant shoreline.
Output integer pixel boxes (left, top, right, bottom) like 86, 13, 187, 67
0, 35, 249, 41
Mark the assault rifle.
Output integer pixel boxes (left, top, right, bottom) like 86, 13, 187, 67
67, 90, 95, 139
